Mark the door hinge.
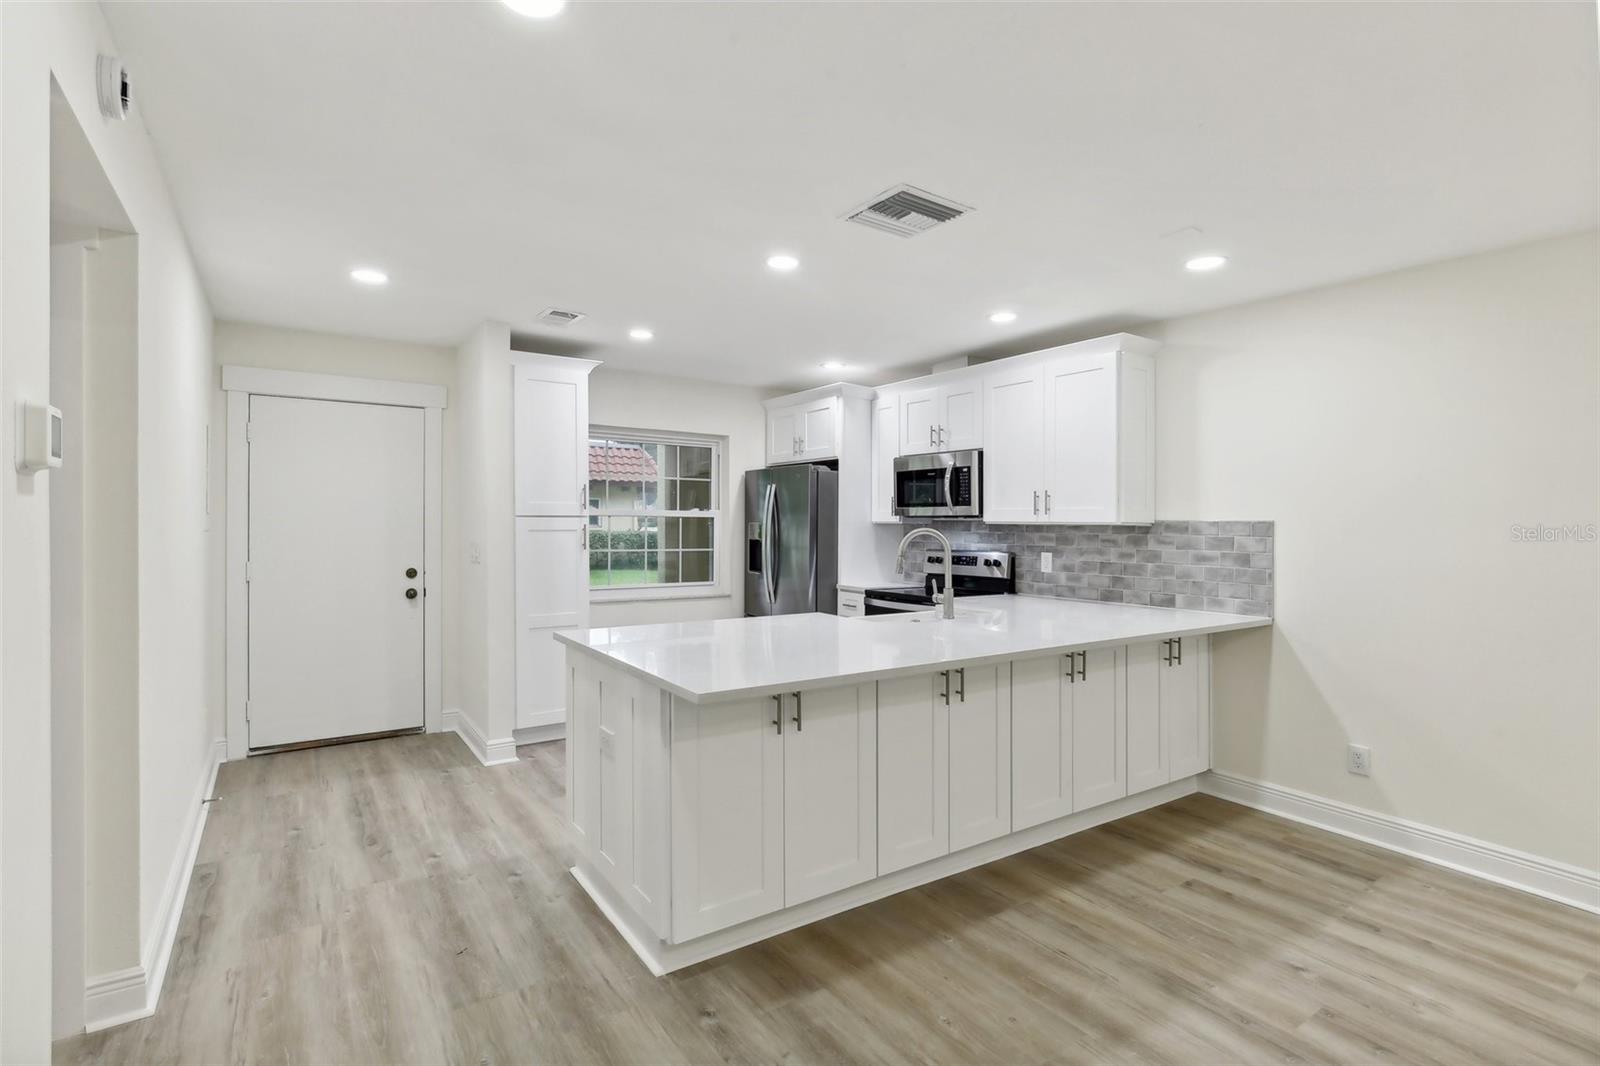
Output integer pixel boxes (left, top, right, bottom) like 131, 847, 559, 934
245, 419, 253, 442
246, 561, 253, 583
244, 699, 250, 722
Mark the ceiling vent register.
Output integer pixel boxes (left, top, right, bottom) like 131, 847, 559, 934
535, 308, 586, 327
843, 184, 973, 238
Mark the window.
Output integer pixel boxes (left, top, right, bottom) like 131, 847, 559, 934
587, 430, 722, 595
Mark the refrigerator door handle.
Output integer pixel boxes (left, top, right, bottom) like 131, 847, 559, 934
763, 483, 779, 605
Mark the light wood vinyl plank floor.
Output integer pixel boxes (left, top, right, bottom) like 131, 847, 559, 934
53, 733, 1600, 1065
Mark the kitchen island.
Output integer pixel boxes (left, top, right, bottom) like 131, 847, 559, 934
555, 596, 1271, 975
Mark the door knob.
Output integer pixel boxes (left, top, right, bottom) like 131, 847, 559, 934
405, 567, 418, 579
405, 588, 418, 600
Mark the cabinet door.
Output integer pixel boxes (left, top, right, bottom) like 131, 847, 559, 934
871, 396, 899, 523
1126, 640, 1168, 793
877, 672, 949, 874
1043, 352, 1118, 523
767, 405, 801, 465
1070, 647, 1126, 810
1165, 635, 1208, 779
899, 386, 940, 455
567, 660, 600, 846
1010, 655, 1072, 830
940, 380, 983, 450
513, 364, 587, 516
797, 397, 839, 461
783, 685, 877, 906
670, 696, 785, 941
982, 365, 1046, 523
948, 664, 1010, 851
516, 517, 588, 730
592, 672, 634, 895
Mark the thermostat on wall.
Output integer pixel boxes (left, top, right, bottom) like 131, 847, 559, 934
18, 402, 63, 473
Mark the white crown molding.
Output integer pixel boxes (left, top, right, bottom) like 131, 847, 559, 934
444, 709, 519, 767
1200, 771, 1600, 914
84, 738, 227, 1033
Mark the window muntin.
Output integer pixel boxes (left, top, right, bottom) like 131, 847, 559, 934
587, 434, 719, 590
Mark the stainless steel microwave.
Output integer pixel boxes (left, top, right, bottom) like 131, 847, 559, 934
893, 450, 982, 518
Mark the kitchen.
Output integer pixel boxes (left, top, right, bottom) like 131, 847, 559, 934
11, 2, 1597, 1064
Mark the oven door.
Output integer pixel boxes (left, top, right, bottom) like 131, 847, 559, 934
893, 450, 981, 518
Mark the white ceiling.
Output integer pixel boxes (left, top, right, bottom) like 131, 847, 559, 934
105, 1, 1597, 388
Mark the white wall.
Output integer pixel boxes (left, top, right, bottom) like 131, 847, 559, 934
210, 321, 460, 722
588, 367, 768, 626
455, 323, 517, 745
1, 3, 214, 1056
1150, 231, 1599, 871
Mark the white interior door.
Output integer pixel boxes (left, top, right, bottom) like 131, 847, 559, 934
247, 395, 425, 749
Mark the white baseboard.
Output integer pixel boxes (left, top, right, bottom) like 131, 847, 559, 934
443, 708, 519, 767
1200, 771, 1600, 914
513, 722, 565, 746
84, 737, 226, 1033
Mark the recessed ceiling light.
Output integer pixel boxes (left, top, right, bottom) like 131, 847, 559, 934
988, 310, 1017, 324
628, 327, 654, 342
766, 253, 800, 273
1185, 254, 1228, 272
502, 0, 566, 17
349, 267, 388, 286
820, 360, 846, 371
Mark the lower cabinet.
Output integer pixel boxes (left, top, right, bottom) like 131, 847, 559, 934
1011, 647, 1125, 831
1127, 635, 1210, 791
877, 671, 951, 874
948, 664, 1011, 852
781, 684, 877, 906
669, 695, 785, 941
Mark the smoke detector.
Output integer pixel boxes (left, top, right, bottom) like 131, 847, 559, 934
97, 55, 131, 121
535, 308, 586, 327
842, 184, 972, 238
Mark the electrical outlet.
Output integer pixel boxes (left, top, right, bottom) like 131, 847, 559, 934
1347, 744, 1372, 776
1040, 551, 1052, 573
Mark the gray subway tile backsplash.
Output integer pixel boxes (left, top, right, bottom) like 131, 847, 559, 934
906, 519, 1274, 616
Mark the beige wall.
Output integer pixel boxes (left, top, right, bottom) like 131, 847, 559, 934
1150, 230, 1599, 870
588, 367, 769, 627
210, 321, 460, 716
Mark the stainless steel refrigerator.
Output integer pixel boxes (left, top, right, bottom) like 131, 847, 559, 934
744, 464, 838, 616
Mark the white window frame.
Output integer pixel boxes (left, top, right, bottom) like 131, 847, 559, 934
588, 425, 729, 603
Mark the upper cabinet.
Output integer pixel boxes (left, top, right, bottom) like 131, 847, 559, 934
513, 357, 595, 516
897, 376, 982, 455
980, 337, 1156, 526
870, 393, 899, 524
765, 393, 840, 465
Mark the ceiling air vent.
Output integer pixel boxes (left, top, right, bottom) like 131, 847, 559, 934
535, 307, 586, 327
842, 184, 973, 238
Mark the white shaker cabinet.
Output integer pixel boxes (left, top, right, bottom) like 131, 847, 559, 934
781, 684, 878, 906
1043, 350, 1154, 525
870, 393, 899, 523
982, 363, 1048, 522
947, 664, 1011, 852
512, 353, 598, 732
765, 394, 840, 465
876, 671, 951, 874
670, 695, 786, 941
513, 357, 592, 517
898, 377, 983, 455
1127, 635, 1210, 791
1012, 648, 1124, 830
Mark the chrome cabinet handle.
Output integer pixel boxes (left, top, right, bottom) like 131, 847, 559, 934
940, 670, 950, 706
1174, 637, 1183, 665
1044, 490, 1052, 515
1077, 651, 1087, 681
956, 667, 966, 703
792, 690, 803, 731
1065, 654, 1075, 683
929, 426, 935, 448
580, 483, 586, 509
772, 693, 783, 734
1033, 490, 1040, 516
1161, 639, 1172, 665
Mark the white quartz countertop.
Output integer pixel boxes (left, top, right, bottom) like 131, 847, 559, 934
555, 595, 1271, 704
